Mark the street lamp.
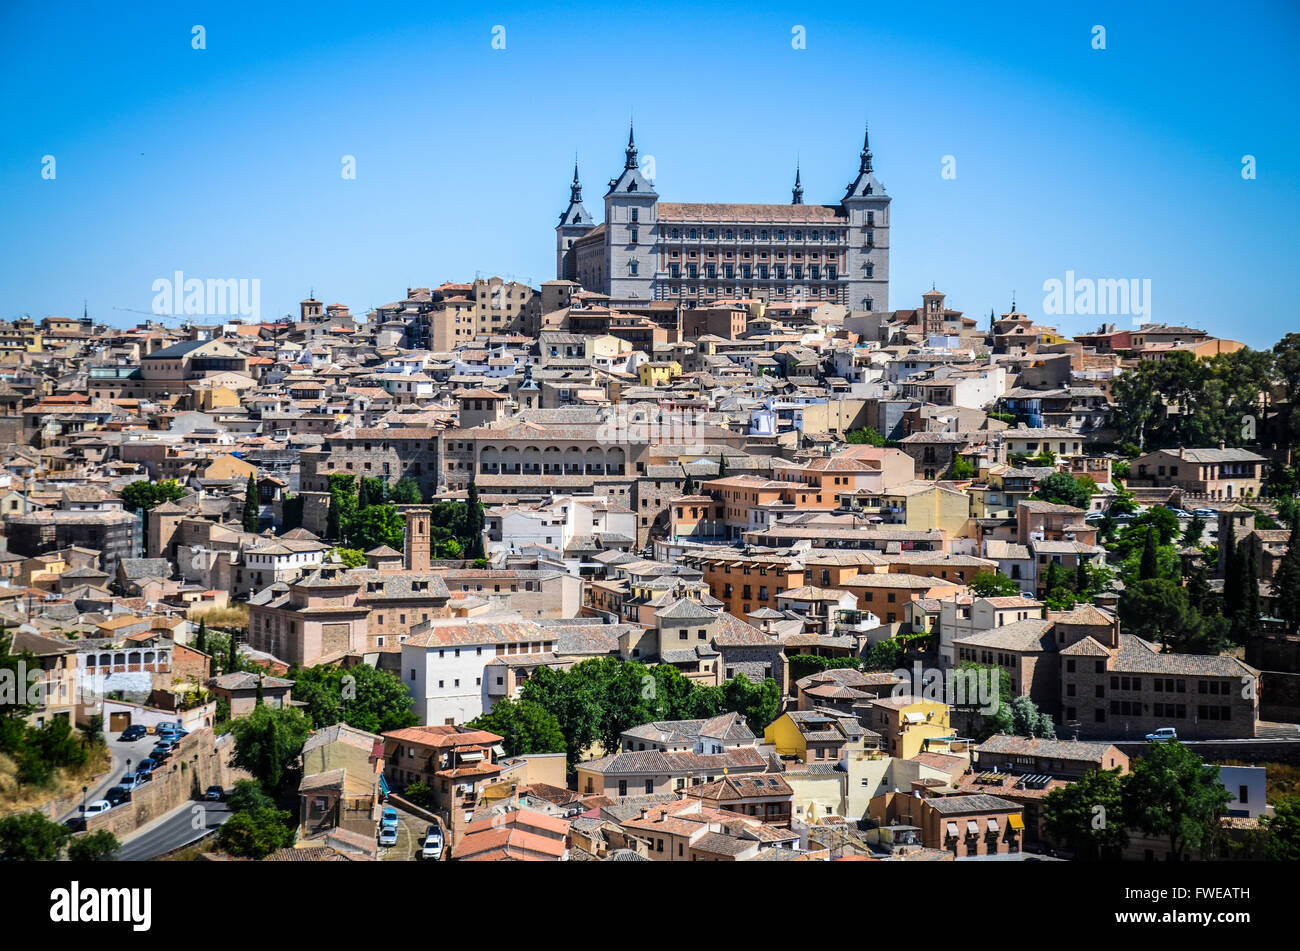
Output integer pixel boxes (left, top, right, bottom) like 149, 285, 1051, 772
81, 785, 89, 813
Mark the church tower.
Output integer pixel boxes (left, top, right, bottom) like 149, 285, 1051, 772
842, 124, 891, 313
556, 160, 595, 281
791, 165, 804, 205
603, 123, 659, 301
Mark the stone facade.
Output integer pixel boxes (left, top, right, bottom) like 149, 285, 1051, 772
558, 126, 890, 312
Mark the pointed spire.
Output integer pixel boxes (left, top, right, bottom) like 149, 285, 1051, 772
792, 164, 804, 205
859, 122, 873, 173
570, 157, 583, 203
625, 120, 639, 170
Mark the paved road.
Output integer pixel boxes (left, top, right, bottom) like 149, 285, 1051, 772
58, 730, 152, 824
117, 800, 234, 861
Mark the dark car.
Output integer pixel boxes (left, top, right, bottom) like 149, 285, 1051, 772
136, 757, 158, 774
106, 785, 132, 807
150, 743, 173, 760
203, 785, 225, 801
120, 725, 148, 741
64, 815, 86, 832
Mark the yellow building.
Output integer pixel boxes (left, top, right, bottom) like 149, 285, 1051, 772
201, 453, 257, 481
763, 710, 867, 764
881, 481, 971, 536
638, 360, 681, 387
864, 696, 954, 760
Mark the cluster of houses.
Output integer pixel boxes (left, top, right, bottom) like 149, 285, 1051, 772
0, 288, 1288, 862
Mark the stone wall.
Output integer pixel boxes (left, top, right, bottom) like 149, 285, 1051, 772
84, 728, 247, 839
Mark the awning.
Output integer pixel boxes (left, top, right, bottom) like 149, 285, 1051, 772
903, 712, 925, 724
378, 774, 390, 797
1008, 814, 1025, 831
987, 818, 999, 832
966, 820, 979, 835
945, 822, 958, 838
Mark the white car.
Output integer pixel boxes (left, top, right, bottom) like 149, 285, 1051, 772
378, 826, 399, 848
83, 799, 112, 817
421, 831, 444, 861
1145, 727, 1178, 742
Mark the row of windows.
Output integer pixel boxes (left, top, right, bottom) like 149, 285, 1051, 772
667, 264, 848, 281
663, 221, 872, 241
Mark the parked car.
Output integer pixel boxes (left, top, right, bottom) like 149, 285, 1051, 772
151, 744, 173, 761
378, 827, 399, 848
1194, 508, 1218, 518
106, 785, 132, 807
204, 785, 225, 801
380, 806, 399, 830
1163, 505, 1193, 518
421, 829, 444, 861
136, 757, 158, 774
83, 799, 112, 818
120, 724, 148, 742
1084, 511, 1105, 521
133, 769, 152, 785
1145, 727, 1178, 741
118, 773, 141, 791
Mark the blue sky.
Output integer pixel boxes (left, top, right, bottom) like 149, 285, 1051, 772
2, 1, 1298, 346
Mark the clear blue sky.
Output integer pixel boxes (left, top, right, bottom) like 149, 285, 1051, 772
2, 1, 1298, 346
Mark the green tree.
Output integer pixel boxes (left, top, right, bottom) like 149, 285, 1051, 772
326, 473, 358, 542
281, 493, 304, 531
227, 778, 276, 813
403, 780, 436, 810
1272, 522, 1300, 635
358, 476, 388, 509
720, 674, 780, 735
464, 482, 484, 558
120, 479, 187, 514
1043, 768, 1128, 860
0, 811, 71, 860
229, 704, 311, 793
67, 829, 120, 861
345, 504, 403, 551
844, 427, 888, 447
467, 697, 566, 758
717, 454, 729, 478
1123, 741, 1234, 860
1182, 514, 1206, 548
291, 664, 418, 734
195, 618, 208, 655
1034, 472, 1093, 510
390, 477, 423, 505
865, 638, 904, 671
331, 547, 366, 568
681, 468, 697, 496
216, 808, 296, 859
1139, 527, 1160, 581
944, 455, 975, 480
227, 633, 238, 673
968, 571, 1021, 598
1261, 795, 1300, 861
242, 473, 260, 532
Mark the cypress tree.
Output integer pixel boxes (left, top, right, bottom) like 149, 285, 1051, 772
242, 473, 260, 532
195, 619, 207, 655
1139, 526, 1159, 580
1272, 522, 1300, 635
717, 454, 729, 478
227, 634, 238, 673
1239, 545, 1260, 628
1223, 528, 1241, 617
